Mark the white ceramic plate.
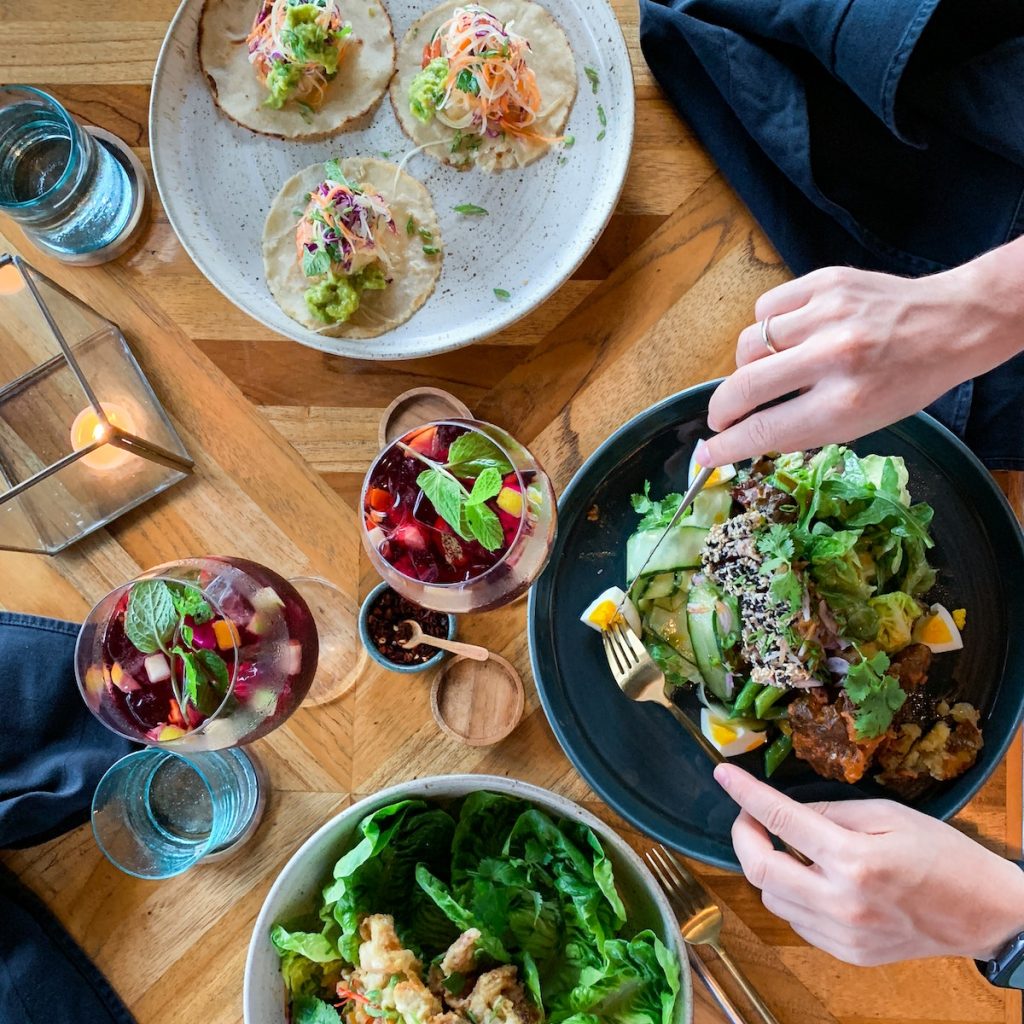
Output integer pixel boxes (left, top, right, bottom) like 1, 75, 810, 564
243, 775, 693, 1023
150, 0, 634, 360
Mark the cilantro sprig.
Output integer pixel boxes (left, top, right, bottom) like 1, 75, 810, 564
401, 433, 514, 551
630, 481, 684, 531
844, 649, 906, 739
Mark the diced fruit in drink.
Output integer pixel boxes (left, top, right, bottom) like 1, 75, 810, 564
407, 425, 438, 455
213, 619, 240, 650
250, 688, 278, 716
233, 661, 260, 700
111, 662, 141, 692
153, 725, 187, 742
168, 700, 186, 727
367, 487, 392, 512
283, 639, 302, 676
367, 525, 386, 550
144, 653, 171, 684
84, 664, 106, 695
526, 483, 544, 513
250, 586, 285, 635
190, 622, 217, 649
497, 486, 523, 517
394, 521, 428, 551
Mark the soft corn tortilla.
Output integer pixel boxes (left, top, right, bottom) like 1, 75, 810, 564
199, 0, 395, 139
390, 0, 576, 171
263, 157, 442, 338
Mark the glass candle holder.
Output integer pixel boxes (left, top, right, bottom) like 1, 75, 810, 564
0, 86, 140, 262
91, 747, 265, 879
0, 254, 192, 553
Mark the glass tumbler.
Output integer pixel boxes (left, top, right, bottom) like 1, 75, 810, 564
91, 747, 265, 879
0, 86, 134, 258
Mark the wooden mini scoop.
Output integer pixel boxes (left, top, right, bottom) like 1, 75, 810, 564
397, 619, 489, 662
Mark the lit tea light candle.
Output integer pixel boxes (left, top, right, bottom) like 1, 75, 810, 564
70, 402, 137, 470
0, 263, 24, 295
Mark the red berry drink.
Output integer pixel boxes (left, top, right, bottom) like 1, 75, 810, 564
76, 557, 319, 750
361, 420, 556, 612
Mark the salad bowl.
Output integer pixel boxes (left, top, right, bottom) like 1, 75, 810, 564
243, 774, 693, 1024
528, 380, 1024, 868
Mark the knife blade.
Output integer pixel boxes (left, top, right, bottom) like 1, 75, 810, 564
619, 463, 715, 609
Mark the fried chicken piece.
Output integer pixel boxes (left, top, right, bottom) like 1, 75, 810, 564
788, 688, 886, 783
394, 980, 442, 1023
464, 966, 539, 1024
356, 914, 421, 990
440, 929, 481, 977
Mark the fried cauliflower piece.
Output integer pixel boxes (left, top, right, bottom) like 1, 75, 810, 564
465, 966, 539, 1024
356, 914, 421, 990
440, 929, 481, 977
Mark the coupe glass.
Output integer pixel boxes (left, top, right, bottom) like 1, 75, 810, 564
76, 556, 320, 750
360, 419, 556, 613
92, 747, 263, 878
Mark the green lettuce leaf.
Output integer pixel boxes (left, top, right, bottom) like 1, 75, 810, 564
867, 591, 922, 653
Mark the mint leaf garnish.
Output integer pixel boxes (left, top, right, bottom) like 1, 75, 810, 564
446, 432, 513, 476
417, 468, 471, 540
465, 502, 504, 551
466, 467, 502, 505
453, 203, 488, 216
195, 648, 230, 692
168, 583, 213, 624
585, 66, 599, 93
125, 580, 177, 654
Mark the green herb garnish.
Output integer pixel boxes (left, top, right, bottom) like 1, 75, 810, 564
453, 203, 488, 216
844, 650, 906, 739
422, 245, 441, 256
295, 101, 314, 124
406, 215, 416, 236
563, 134, 575, 149
302, 246, 331, 278
455, 68, 480, 95
585, 66, 600, 93
323, 158, 347, 184
597, 104, 607, 126
493, 287, 510, 300
125, 581, 177, 655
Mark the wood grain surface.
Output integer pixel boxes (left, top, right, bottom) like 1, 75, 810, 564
1, 4, 1021, 1024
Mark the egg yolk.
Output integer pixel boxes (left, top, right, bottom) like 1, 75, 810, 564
693, 461, 722, 488
709, 721, 737, 745
919, 615, 952, 645
589, 601, 620, 630
952, 608, 967, 629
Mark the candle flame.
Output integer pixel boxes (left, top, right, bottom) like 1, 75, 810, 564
70, 402, 137, 471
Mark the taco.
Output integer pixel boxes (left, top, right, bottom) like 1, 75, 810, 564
262, 157, 442, 337
199, 0, 395, 139
391, 0, 576, 171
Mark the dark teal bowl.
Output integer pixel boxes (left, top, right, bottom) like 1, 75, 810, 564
528, 381, 1024, 868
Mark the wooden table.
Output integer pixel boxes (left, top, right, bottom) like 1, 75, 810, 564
2, 4, 1022, 1024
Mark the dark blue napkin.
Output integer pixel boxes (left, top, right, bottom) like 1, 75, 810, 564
0, 612, 137, 1024
638, 0, 1024, 470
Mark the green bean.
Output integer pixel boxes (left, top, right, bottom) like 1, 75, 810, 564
754, 684, 788, 719
730, 679, 762, 717
764, 733, 793, 777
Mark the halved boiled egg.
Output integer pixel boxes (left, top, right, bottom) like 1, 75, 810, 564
688, 447, 736, 489
912, 603, 964, 654
700, 706, 767, 757
580, 587, 642, 635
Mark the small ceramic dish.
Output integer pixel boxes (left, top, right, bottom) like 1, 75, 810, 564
358, 581, 457, 674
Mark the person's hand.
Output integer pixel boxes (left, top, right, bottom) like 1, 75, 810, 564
696, 245, 1024, 467
714, 763, 1024, 966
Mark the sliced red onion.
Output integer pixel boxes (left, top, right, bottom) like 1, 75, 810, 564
801, 588, 811, 621
825, 657, 850, 676
715, 601, 734, 636
722, 672, 735, 699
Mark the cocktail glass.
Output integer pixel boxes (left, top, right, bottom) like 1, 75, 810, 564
76, 556, 323, 750
360, 420, 556, 613
92, 747, 265, 878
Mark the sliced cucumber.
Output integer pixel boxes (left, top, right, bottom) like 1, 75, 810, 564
687, 578, 732, 700
641, 572, 678, 601
644, 626, 700, 683
626, 524, 708, 579
689, 486, 734, 528
647, 605, 696, 663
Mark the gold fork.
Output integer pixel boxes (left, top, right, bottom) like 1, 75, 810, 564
602, 620, 811, 866
646, 845, 782, 1024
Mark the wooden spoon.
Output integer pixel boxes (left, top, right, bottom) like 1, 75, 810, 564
397, 620, 490, 662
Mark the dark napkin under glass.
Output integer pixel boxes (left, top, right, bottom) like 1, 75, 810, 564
638, 0, 1024, 470
0, 611, 137, 1024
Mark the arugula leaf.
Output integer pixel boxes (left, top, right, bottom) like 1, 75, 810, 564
302, 247, 331, 278
453, 203, 488, 216
630, 481, 684, 531
125, 581, 177, 654
844, 650, 906, 739
466, 467, 502, 505
584, 65, 600, 93
417, 469, 471, 540
446, 432, 514, 476
455, 68, 480, 95
493, 287, 510, 300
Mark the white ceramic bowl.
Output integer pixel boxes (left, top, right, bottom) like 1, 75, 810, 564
244, 774, 692, 1023
150, 0, 634, 360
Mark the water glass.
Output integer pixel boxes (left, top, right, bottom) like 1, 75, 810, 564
0, 86, 134, 258
92, 747, 264, 879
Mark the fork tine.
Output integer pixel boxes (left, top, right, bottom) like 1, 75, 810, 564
646, 848, 700, 917
619, 621, 649, 660
602, 630, 627, 675
651, 846, 705, 906
610, 621, 639, 665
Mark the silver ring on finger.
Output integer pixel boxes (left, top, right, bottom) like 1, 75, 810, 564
760, 315, 779, 355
